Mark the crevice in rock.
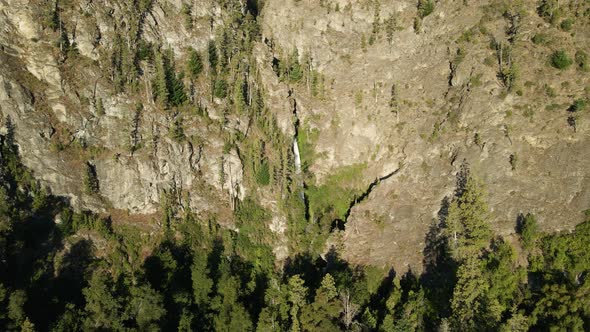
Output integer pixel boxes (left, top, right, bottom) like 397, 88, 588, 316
448, 60, 457, 87
187, 141, 202, 173
245, 0, 261, 17
331, 166, 403, 232
130, 106, 142, 156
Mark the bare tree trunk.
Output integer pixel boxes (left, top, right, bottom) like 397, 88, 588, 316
340, 289, 359, 329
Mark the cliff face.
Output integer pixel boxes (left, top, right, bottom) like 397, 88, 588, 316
0, 0, 245, 217
0, 0, 589, 271
259, 0, 590, 270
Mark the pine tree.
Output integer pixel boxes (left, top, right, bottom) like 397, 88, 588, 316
445, 176, 491, 261
395, 289, 426, 331
288, 49, 303, 82
450, 256, 489, 331
485, 238, 523, 322
153, 51, 169, 107
518, 213, 539, 250
7, 290, 26, 328
287, 275, 307, 332
300, 274, 340, 331
83, 162, 99, 195
208, 40, 218, 76
191, 249, 213, 306
83, 270, 124, 330
233, 75, 247, 112
129, 285, 166, 330
214, 79, 228, 99
187, 48, 203, 79
164, 50, 187, 107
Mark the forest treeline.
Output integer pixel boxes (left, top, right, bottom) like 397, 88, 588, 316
1, 121, 590, 331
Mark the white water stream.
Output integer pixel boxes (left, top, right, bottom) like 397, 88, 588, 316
293, 138, 305, 200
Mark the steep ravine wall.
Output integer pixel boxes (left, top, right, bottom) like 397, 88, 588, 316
0, 0, 589, 272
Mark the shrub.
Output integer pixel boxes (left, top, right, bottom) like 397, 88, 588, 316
531, 33, 548, 45
170, 116, 184, 142
182, 3, 192, 29
569, 99, 587, 113
543, 84, 556, 97
537, 0, 560, 24
95, 98, 105, 116
418, 0, 434, 18
509, 153, 518, 170
575, 50, 589, 72
550, 50, 573, 70
560, 18, 574, 31
499, 63, 518, 91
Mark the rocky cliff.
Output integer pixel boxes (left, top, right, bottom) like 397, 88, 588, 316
0, 0, 589, 272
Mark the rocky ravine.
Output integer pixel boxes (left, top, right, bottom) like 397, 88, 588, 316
1, 0, 589, 272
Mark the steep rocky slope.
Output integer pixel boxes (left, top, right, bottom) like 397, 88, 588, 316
0, 0, 589, 272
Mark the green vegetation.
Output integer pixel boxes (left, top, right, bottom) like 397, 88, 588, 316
256, 161, 270, 186
369, 1, 381, 45
272, 48, 306, 83
575, 50, 589, 72
570, 98, 587, 113
2, 123, 590, 331
307, 163, 367, 224
560, 18, 574, 31
518, 213, 539, 250
169, 115, 185, 142
95, 98, 105, 116
495, 40, 518, 91
5, 0, 590, 330
537, 0, 561, 24
295, 126, 318, 173
153, 49, 187, 108
182, 3, 192, 30
531, 33, 548, 45
417, 0, 435, 18
509, 153, 518, 170
186, 47, 203, 79
83, 162, 99, 194
385, 15, 397, 46
550, 50, 573, 70
213, 79, 228, 98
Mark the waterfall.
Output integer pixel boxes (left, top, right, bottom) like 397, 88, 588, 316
293, 138, 305, 201
293, 138, 302, 175
291, 93, 305, 202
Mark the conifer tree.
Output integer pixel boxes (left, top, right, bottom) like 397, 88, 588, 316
83, 270, 124, 330
288, 49, 303, 82
287, 275, 307, 332
208, 40, 218, 76
445, 176, 491, 261
187, 48, 203, 79
83, 162, 100, 195
153, 51, 169, 107
300, 274, 339, 331
450, 256, 490, 331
